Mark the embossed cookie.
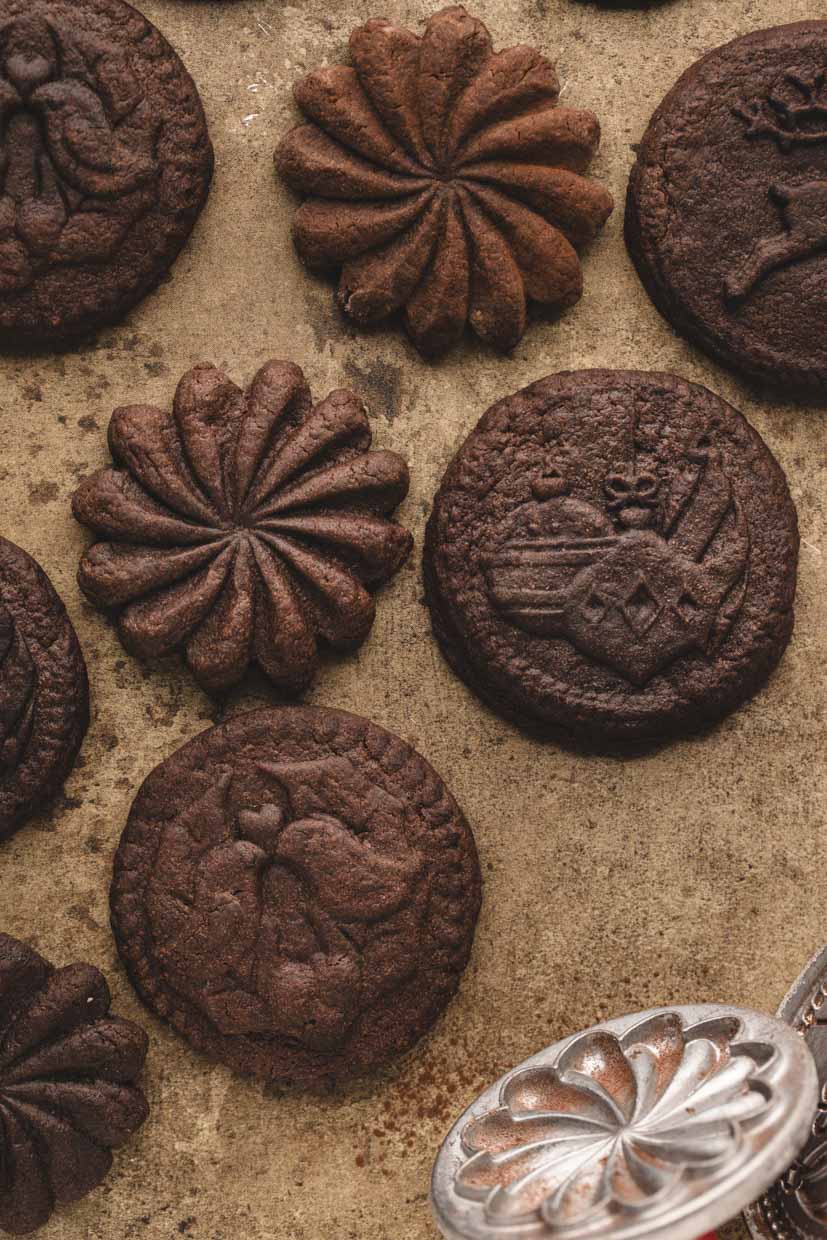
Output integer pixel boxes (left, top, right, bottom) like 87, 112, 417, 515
276, 6, 613, 357
111, 706, 481, 1087
72, 360, 412, 695
0, 933, 149, 1234
424, 370, 798, 742
627, 21, 827, 394
0, 537, 88, 841
0, 1, 212, 346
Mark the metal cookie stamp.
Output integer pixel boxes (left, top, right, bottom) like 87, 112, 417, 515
746, 945, 827, 1239
432, 1004, 817, 1240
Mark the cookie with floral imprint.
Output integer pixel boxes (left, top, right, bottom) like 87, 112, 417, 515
0, 933, 149, 1234
275, 6, 613, 358
71, 360, 413, 695
424, 369, 798, 744
0, 536, 88, 842
111, 705, 481, 1087
0, 0, 212, 347
627, 20, 827, 395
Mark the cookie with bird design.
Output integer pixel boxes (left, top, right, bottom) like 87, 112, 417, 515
0, 536, 88, 842
424, 370, 798, 743
110, 707, 481, 1087
0, 0, 212, 346
627, 21, 827, 394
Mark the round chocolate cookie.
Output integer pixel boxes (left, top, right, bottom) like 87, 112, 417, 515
424, 370, 798, 743
627, 21, 827, 394
111, 707, 481, 1087
0, 537, 88, 841
0, 933, 149, 1234
0, 1, 213, 347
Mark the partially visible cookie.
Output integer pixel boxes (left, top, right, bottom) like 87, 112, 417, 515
111, 706, 481, 1087
0, 0, 213, 347
0, 933, 149, 1235
72, 360, 412, 695
424, 370, 798, 743
276, 5, 612, 357
0, 537, 88, 841
627, 21, 827, 393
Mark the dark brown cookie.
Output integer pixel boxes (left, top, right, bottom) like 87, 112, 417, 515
424, 370, 798, 743
0, 537, 88, 841
72, 360, 412, 695
276, 6, 613, 358
111, 706, 481, 1087
627, 21, 827, 394
0, 1, 212, 347
0, 933, 149, 1235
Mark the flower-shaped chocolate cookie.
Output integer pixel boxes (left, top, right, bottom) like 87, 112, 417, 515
72, 361, 412, 694
276, 6, 613, 357
0, 933, 148, 1234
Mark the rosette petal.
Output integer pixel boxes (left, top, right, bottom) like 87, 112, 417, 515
279, 124, 430, 200
173, 363, 245, 513
245, 389, 371, 514
186, 539, 255, 692
338, 195, 443, 324
257, 451, 410, 519
294, 65, 423, 175
458, 106, 601, 171
261, 533, 376, 647
405, 193, 469, 356
262, 512, 412, 584
118, 545, 234, 658
251, 543, 318, 692
233, 359, 312, 505
442, 45, 560, 163
466, 183, 582, 306
463, 162, 614, 246
108, 404, 220, 525
461, 192, 526, 349
72, 468, 224, 546
0, 1104, 53, 1234
348, 20, 433, 167
417, 6, 492, 165
78, 542, 226, 607
293, 192, 432, 271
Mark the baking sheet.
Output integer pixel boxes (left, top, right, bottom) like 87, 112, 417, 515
0, 1, 824, 1236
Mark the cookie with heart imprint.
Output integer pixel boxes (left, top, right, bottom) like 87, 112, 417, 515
0, 0, 212, 346
627, 20, 827, 394
110, 706, 481, 1087
424, 370, 798, 743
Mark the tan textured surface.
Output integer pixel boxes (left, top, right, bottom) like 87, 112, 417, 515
0, 0, 823, 1236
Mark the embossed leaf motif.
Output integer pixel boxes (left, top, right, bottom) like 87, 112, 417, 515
276, 5, 613, 357
0, 15, 159, 293
456, 1013, 772, 1231
72, 361, 412, 694
0, 934, 148, 1235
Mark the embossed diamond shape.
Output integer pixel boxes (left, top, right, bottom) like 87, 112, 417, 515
622, 576, 661, 635
582, 590, 607, 624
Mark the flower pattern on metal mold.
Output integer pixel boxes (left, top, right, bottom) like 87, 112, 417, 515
455, 1012, 773, 1232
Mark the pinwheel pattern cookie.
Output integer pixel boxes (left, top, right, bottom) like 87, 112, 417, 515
0, 933, 148, 1235
276, 6, 613, 357
72, 361, 412, 694
111, 706, 481, 1087
0, 1, 212, 346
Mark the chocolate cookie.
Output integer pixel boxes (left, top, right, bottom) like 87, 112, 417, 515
111, 706, 481, 1087
72, 360, 412, 695
0, 537, 88, 841
0, 1, 212, 347
424, 370, 798, 743
627, 21, 827, 394
276, 6, 613, 358
0, 933, 149, 1234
